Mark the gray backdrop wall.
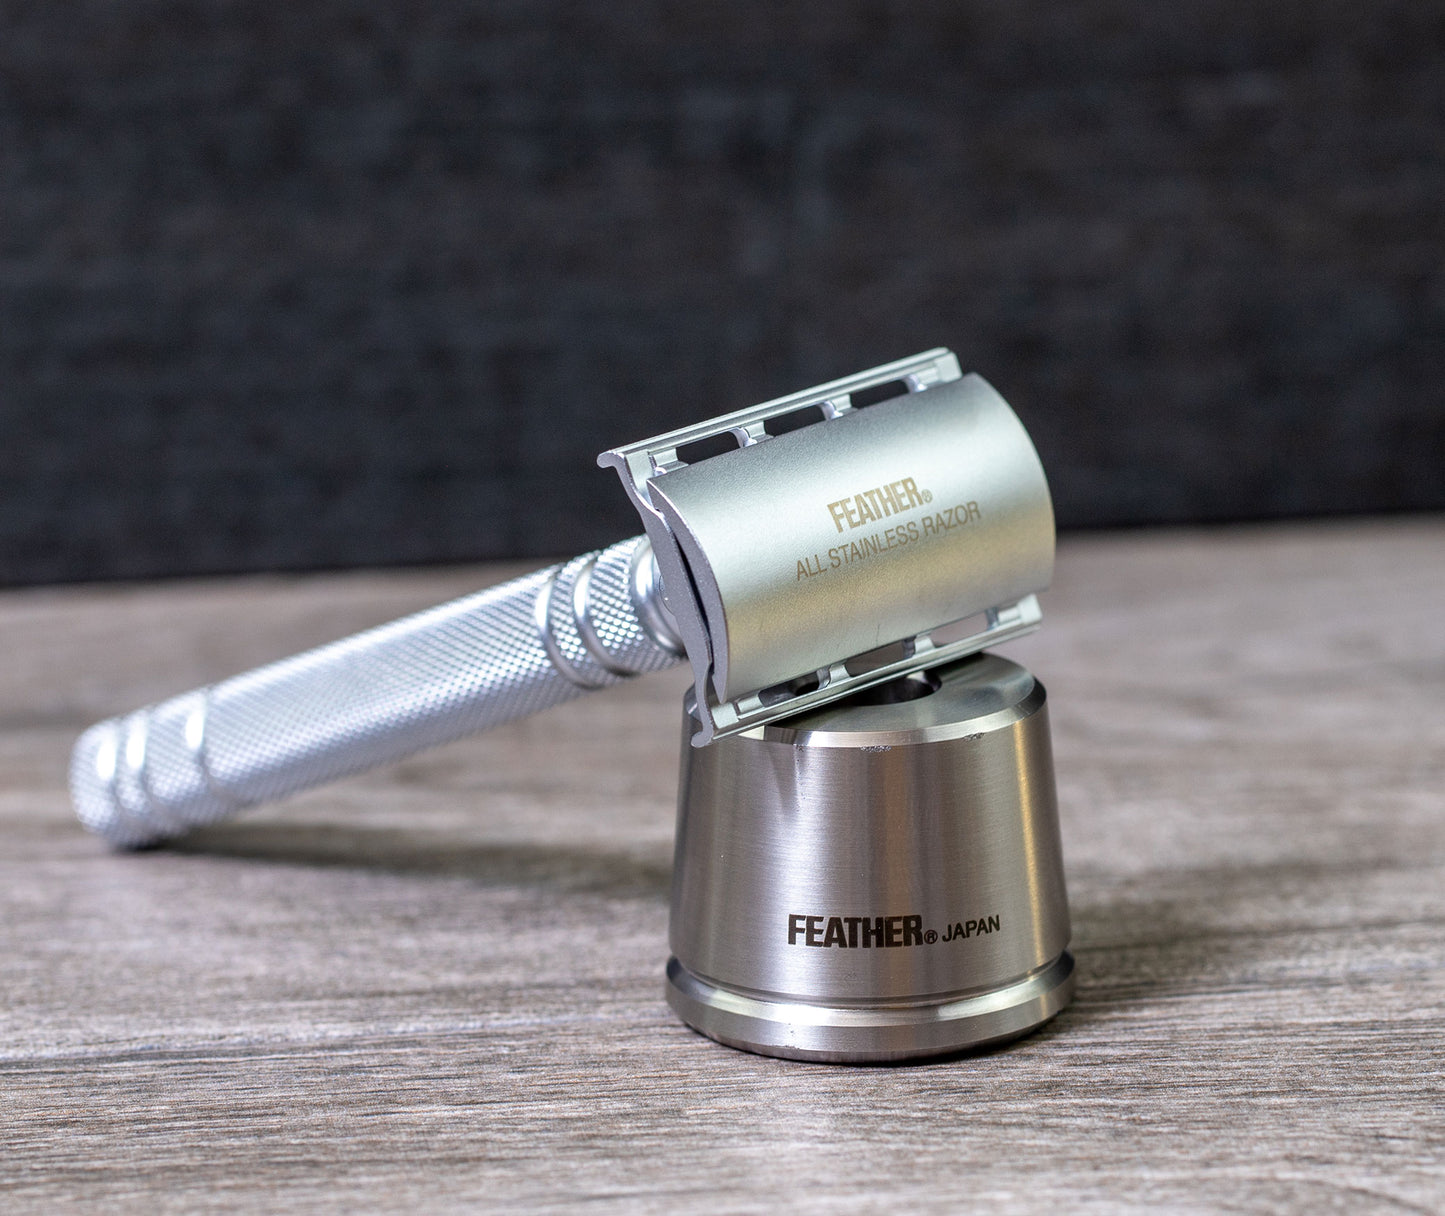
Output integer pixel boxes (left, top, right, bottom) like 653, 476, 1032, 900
3, 1, 1442, 584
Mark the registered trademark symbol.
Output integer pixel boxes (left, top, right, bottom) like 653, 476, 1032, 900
921, 489, 933, 503
924, 929, 938, 944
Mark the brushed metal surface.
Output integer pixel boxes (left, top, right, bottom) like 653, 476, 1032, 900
667, 652, 1071, 1060
600, 355, 1055, 741
650, 376, 1054, 706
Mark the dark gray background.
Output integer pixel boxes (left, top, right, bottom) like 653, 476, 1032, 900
3, 1, 1442, 584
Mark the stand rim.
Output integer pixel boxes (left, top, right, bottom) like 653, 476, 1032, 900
666, 950, 1075, 1064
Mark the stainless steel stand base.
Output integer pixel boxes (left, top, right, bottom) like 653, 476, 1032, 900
667, 652, 1074, 1064
666, 951, 1076, 1064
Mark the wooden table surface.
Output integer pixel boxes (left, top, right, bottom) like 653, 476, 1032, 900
3, 518, 1443, 1213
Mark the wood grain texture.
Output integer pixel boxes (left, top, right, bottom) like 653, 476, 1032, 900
2, 519, 1443, 1213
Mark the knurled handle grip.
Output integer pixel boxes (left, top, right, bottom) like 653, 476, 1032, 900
70, 536, 683, 848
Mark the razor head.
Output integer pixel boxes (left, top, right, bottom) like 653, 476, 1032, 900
599, 349, 1055, 745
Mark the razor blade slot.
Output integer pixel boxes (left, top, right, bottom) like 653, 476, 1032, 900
758, 671, 824, 708
675, 431, 742, 466
848, 379, 911, 409
762, 404, 827, 438
929, 612, 992, 649
843, 638, 916, 678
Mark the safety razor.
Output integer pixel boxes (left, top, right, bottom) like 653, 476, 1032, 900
71, 348, 1052, 848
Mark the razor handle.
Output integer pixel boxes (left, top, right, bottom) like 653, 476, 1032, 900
70, 536, 683, 848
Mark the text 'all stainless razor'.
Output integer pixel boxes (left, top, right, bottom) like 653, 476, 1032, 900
71, 346, 1053, 841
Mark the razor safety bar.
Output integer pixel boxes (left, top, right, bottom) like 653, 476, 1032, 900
71, 349, 1054, 848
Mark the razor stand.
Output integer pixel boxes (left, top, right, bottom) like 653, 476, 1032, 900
665, 652, 1075, 1063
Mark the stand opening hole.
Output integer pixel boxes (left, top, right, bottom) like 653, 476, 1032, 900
840, 669, 942, 707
